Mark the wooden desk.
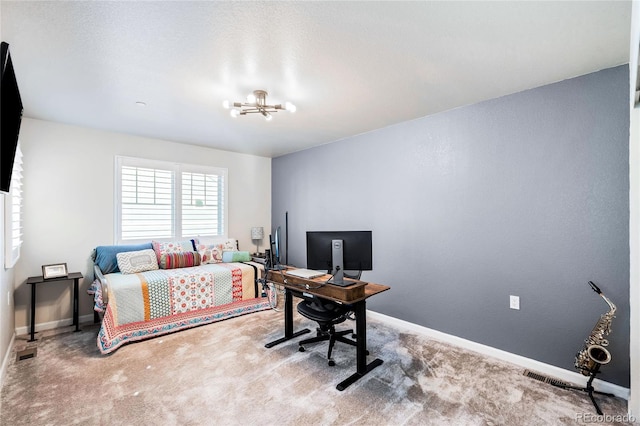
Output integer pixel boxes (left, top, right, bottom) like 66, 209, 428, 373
265, 268, 390, 390
26, 272, 83, 342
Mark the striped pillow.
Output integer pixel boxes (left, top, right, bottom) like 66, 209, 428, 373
151, 239, 199, 263
159, 251, 201, 269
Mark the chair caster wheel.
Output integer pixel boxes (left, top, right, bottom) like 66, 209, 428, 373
328, 360, 335, 366
299, 346, 305, 352
366, 350, 370, 355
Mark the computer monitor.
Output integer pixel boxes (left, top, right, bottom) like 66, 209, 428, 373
274, 226, 281, 262
268, 226, 284, 270
306, 231, 372, 286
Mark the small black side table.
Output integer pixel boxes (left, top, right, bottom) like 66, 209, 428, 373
26, 272, 83, 342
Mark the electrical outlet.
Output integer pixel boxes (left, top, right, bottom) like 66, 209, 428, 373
7, 291, 11, 306
510, 295, 520, 310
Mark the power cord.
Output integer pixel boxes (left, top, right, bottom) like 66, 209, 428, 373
300, 266, 339, 290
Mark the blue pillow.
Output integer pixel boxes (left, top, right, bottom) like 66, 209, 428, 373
94, 243, 153, 274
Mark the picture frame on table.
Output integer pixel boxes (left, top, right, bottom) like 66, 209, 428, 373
42, 263, 68, 280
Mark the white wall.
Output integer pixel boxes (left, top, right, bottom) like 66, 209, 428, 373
0, 193, 16, 382
12, 118, 271, 331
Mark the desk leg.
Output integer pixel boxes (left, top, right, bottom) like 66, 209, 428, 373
265, 288, 310, 348
73, 278, 80, 332
28, 284, 36, 342
336, 300, 383, 391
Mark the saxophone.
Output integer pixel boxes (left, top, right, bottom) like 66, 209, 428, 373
574, 281, 617, 375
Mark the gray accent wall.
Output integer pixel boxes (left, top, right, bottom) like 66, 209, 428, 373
272, 65, 630, 386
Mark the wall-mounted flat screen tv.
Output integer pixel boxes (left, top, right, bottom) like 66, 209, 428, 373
1, 41, 23, 193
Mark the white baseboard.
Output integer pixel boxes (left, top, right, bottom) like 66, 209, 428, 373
0, 332, 15, 389
14, 314, 96, 337
368, 310, 630, 400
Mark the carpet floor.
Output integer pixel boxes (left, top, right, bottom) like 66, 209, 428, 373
0, 307, 635, 425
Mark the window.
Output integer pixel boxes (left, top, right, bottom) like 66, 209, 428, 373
4, 144, 23, 268
115, 156, 227, 243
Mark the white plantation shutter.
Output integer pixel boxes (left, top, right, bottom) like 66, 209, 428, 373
121, 165, 174, 240
5, 144, 23, 268
181, 171, 225, 236
115, 157, 227, 243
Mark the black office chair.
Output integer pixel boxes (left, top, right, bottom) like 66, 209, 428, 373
296, 270, 363, 366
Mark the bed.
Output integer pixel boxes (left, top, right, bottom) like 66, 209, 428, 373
89, 239, 269, 354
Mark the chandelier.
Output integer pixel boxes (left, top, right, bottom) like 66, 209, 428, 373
222, 90, 296, 121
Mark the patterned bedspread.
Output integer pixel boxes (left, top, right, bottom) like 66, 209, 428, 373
92, 262, 269, 354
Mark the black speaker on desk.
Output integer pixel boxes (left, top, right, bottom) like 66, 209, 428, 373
264, 249, 272, 269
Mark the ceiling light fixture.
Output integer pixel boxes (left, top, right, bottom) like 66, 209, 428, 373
223, 90, 296, 121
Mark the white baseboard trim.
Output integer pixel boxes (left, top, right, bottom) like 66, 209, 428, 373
14, 314, 96, 337
368, 310, 630, 400
1, 332, 16, 389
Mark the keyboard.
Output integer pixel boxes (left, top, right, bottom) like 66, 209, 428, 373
286, 268, 326, 279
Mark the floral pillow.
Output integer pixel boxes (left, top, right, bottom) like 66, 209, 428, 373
152, 239, 199, 262
220, 238, 238, 251
196, 244, 224, 264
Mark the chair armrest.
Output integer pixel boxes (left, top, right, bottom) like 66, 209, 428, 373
93, 264, 110, 306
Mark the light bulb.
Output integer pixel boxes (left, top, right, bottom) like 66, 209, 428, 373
222, 100, 230, 109
247, 93, 256, 104
263, 111, 273, 121
230, 108, 240, 118
285, 102, 297, 113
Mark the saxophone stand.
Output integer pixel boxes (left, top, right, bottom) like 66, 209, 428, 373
553, 364, 615, 415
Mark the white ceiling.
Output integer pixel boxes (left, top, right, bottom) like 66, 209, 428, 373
0, 1, 632, 158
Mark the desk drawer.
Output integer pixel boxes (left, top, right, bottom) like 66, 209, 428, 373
267, 271, 366, 302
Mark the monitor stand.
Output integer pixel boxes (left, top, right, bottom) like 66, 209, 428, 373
327, 239, 349, 286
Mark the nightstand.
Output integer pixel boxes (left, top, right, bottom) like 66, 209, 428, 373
26, 272, 83, 342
